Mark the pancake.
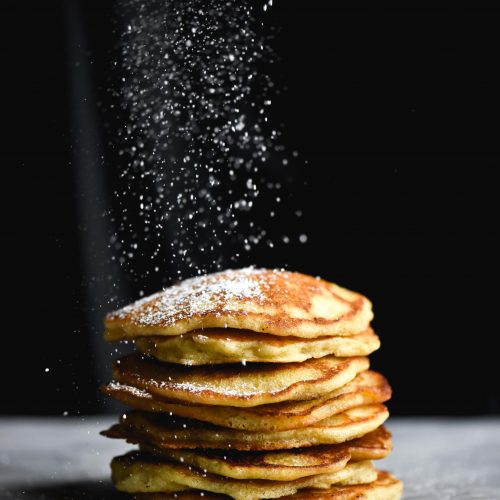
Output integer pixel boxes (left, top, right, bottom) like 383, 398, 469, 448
139, 444, 350, 481
278, 470, 403, 500
111, 353, 369, 407
134, 328, 380, 365
104, 268, 373, 341
139, 427, 392, 480
102, 404, 389, 451
101, 370, 391, 431
132, 471, 402, 500
111, 452, 377, 499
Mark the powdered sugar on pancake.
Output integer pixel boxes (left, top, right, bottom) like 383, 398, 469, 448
107, 381, 154, 400
107, 267, 282, 327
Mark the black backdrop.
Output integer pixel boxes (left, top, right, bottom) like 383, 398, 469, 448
1, 0, 500, 415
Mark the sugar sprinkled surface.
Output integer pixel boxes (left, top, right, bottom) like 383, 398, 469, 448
107, 381, 154, 400
109, 267, 280, 325
154, 378, 265, 397
110, 376, 266, 400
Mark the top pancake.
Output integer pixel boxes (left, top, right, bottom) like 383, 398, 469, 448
104, 268, 373, 341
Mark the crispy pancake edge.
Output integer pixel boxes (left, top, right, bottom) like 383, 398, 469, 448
136, 427, 392, 480
134, 328, 380, 365
102, 404, 390, 451
111, 353, 370, 407
111, 452, 377, 499
100, 370, 391, 431
131, 470, 402, 500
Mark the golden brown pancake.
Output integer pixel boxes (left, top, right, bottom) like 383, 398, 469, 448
111, 353, 369, 407
139, 444, 351, 481
111, 452, 377, 499
102, 404, 389, 451
132, 471, 402, 500
278, 471, 403, 500
101, 268, 401, 499
134, 328, 380, 365
138, 427, 392, 480
101, 370, 391, 431
104, 268, 373, 341
335, 426, 393, 461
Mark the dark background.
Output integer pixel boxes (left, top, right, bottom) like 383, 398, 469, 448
1, 0, 500, 416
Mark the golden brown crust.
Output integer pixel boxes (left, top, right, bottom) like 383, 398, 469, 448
344, 426, 393, 461
104, 268, 373, 340
110, 353, 369, 407
278, 471, 403, 500
100, 370, 391, 431
131, 470, 402, 500
111, 452, 377, 498
140, 444, 352, 481
134, 328, 380, 365
136, 427, 392, 481
102, 405, 389, 451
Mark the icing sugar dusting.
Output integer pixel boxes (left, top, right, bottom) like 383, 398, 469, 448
105, 0, 304, 286
108, 381, 154, 399
108, 267, 281, 326
154, 378, 263, 397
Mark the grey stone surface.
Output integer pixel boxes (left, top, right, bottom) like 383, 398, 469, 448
0, 417, 499, 499
382, 418, 500, 499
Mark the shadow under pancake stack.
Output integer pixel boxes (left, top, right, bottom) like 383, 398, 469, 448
101, 268, 403, 499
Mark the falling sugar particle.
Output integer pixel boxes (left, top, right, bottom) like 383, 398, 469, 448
44, 368, 50, 373
299, 234, 308, 243
107, 0, 306, 285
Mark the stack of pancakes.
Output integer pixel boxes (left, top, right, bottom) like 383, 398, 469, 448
101, 268, 402, 499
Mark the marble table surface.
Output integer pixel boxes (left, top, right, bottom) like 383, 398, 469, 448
0, 417, 499, 499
